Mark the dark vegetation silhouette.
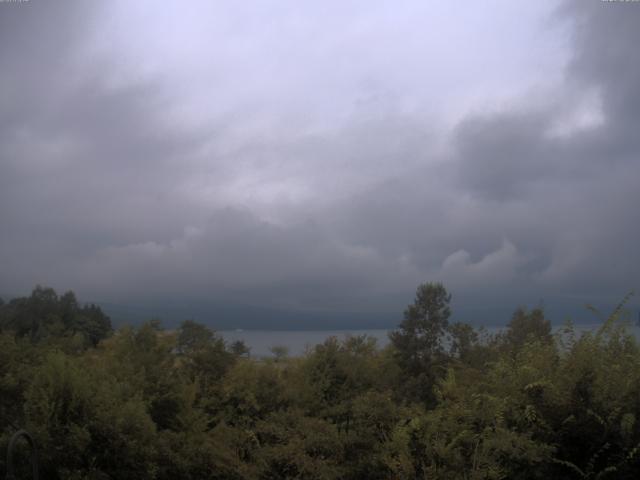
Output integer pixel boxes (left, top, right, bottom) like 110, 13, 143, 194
1, 284, 639, 479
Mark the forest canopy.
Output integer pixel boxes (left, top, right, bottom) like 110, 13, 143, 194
1, 284, 639, 479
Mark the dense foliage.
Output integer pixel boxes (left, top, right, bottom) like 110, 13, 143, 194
1, 284, 639, 479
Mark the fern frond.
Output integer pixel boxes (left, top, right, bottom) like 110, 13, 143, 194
551, 457, 586, 478
596, 291, 635, 340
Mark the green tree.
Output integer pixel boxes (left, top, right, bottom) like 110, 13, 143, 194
219, 360, 287, 428
504, 307, 552, 352
23, 352, 158, 479
230, 339, 251, 357
174, 320, 235, 417
0, 286, 112, 347
389, 282, 452, 405
76, 303, 112, 347
253, 409, 345, 479
448, 321, 478, 363
177, 319, 215, 354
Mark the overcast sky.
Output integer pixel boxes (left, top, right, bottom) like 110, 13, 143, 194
1, 0, 638, 327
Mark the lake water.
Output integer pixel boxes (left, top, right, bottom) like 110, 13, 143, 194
220, 324, 640, 358
220, 329, 391, 357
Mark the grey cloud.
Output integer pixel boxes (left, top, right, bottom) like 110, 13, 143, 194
438, 0, 640, 303
69, 207, 422, 313
1, 0, 639, 326
452, 110, 551, 201
567, 1, 640, 126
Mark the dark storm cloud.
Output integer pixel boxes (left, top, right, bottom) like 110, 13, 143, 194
567, 1, 640, 127
0, 0, 638, 325
440, 0, 640, 301
313, 0, 640, 311
0, 1, 212, 290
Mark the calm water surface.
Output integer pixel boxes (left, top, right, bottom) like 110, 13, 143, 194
220, 324, 640, 358
220, 329, 390, 357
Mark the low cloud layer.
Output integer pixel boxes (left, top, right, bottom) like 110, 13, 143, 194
1, 1, 638, 326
